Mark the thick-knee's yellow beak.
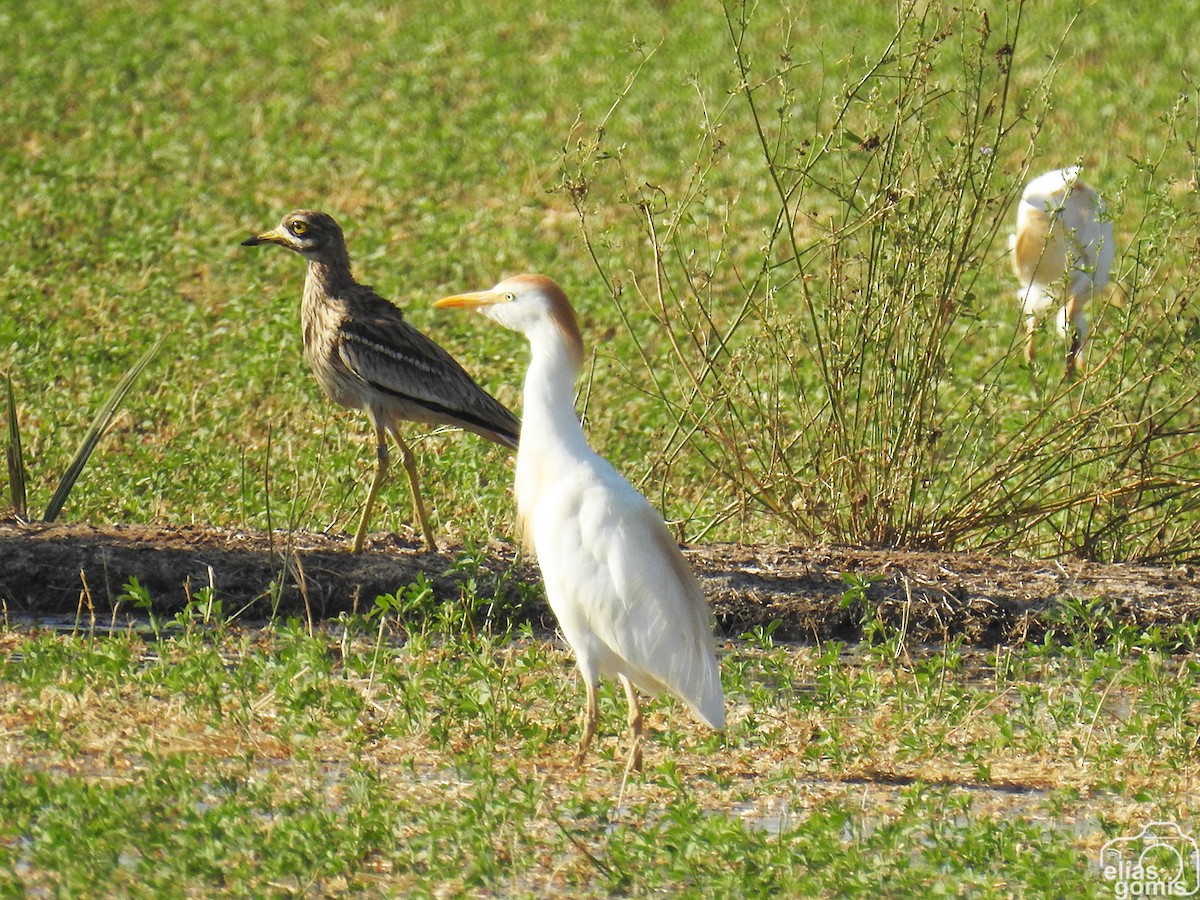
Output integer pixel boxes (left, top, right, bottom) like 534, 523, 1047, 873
240, 227, 287, 248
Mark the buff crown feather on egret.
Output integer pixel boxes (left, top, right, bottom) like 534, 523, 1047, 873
435, 274, 724, 774
1010, 167, 1114, 376
242, 210, 520, 552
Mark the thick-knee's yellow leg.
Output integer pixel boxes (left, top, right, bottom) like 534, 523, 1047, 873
394, 432, 436, 551
353, 428, 389, 553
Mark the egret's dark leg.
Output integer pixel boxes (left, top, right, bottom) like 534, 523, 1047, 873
620, 675, 644, 776
574, 680, 600, 767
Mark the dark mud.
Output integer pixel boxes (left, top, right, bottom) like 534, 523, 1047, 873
2, 519, 1197, 645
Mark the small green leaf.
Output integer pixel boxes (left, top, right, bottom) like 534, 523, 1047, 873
4, 372, 27, 519
44, 336, 164, 522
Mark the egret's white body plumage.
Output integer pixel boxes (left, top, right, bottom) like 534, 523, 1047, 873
1010, 167, 1114, 374
435, 274, 724, 772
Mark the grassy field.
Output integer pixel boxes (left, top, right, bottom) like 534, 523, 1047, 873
3, 0, 1200, 895
2, 603, 1198, 896
2, 0, 1197, 555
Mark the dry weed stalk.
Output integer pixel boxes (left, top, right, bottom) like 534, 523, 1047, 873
559, 1, 1200, 561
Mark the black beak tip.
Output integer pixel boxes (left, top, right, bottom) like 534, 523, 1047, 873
241, 235, 262, 247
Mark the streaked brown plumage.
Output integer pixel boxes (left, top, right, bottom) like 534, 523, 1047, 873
242, 210, 519, 552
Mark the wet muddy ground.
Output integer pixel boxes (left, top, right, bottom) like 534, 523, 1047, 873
3, 519, 1197, 644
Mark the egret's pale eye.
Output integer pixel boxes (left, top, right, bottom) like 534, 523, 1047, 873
505, 292, 516, 302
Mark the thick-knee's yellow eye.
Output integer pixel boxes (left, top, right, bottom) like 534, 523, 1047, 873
291, 220, 308, 236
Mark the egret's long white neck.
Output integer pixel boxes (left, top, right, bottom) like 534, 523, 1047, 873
509, 319, 591, 549
520, 323, 590, 457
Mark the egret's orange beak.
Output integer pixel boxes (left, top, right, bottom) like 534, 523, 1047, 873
434, 290, 506, 310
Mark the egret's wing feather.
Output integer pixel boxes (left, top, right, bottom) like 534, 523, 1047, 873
1066, 215, 1115, 297
1012, 221, 1061, 316
535, 458, 724, 729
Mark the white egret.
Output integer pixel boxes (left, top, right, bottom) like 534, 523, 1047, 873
435, 274, 724, 774
1010, 167, 1114, 375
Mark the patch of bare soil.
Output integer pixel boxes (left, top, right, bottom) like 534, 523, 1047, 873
1, 519, 1197, 644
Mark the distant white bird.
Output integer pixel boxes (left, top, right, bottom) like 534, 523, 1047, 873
435, 275, 724, 774
1010, 167, 1115, 375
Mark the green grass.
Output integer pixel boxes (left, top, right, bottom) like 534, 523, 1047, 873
2, 606, 1197, 896
2, 0, 1197, 557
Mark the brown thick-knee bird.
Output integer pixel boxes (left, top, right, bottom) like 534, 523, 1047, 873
242, 210, 520, 552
